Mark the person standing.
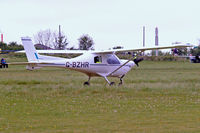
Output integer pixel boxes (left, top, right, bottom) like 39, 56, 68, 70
1, 58, 8, 68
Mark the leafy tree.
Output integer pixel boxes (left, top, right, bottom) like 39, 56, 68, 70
78, 34, 94, 50
7, 42, 24, 50
8, 42, 17, 47
54, 32, 68, 50
190, 46, 200, 56
0, 42, 23, 54
0, 42, 8, 50
171, 48, 188, 56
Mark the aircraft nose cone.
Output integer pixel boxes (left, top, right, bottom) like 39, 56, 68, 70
129, 61, 135, 67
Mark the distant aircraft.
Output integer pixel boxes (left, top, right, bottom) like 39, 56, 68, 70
10, 37, 191, 85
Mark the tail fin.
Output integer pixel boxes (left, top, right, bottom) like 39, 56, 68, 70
21, 37, 39, 62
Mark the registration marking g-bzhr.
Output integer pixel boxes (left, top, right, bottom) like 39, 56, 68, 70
66, 62, 89, 68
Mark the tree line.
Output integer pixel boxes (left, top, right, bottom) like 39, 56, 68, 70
0, 41, 24, 51
34, 29, 94, 50
0, 28, 94, 52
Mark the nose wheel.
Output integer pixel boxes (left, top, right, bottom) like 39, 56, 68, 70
118, 75, 125, 86
84, 77, 91, 86
110, 82, 115, 86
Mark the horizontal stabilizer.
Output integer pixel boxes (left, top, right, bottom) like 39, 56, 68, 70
7, 62, 50, 65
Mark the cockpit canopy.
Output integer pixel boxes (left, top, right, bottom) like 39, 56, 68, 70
106, 54, 120, 64
94, 54, 120, 64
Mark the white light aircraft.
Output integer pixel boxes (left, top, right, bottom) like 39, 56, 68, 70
12, 37, 191, 85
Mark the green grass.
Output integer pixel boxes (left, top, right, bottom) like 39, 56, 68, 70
0, 56, 200, 132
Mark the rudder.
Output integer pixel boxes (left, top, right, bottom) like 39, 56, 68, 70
21, 37, 39, 62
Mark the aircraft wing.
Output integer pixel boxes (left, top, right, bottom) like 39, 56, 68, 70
15, 44, 191, 54
16, 50, 87, 54
91, 44, 192, 54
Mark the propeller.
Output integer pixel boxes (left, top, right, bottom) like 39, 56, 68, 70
133, 58, 143, 66
132, 52, 144, 67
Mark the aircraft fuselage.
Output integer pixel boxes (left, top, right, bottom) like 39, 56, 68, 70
37, 53, 135, 77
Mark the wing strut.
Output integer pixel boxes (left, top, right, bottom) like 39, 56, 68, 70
104, 76, 111, 84
107, 60, 130, 77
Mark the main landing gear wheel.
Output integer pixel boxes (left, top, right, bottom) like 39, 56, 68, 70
118, 75, 125, 86
84, 82, 90, 86
84, 77, 91, 86
110, 82, 115, 86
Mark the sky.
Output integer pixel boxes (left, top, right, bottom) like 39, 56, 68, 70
0, 0, 200, 50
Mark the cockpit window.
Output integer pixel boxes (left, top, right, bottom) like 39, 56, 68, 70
94, 56, 102, 63
107, 54, 120, 64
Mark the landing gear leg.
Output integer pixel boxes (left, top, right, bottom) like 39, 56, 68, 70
104, 76, 115, 86
84, 77, 91, 86
119, 75, 125, 86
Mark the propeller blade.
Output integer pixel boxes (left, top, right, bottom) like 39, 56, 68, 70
133, 58, 144, 66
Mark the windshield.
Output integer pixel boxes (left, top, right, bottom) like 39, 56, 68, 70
107, 54, 120, 64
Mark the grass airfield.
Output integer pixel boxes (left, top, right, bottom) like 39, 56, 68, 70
0, 57, 200, 132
